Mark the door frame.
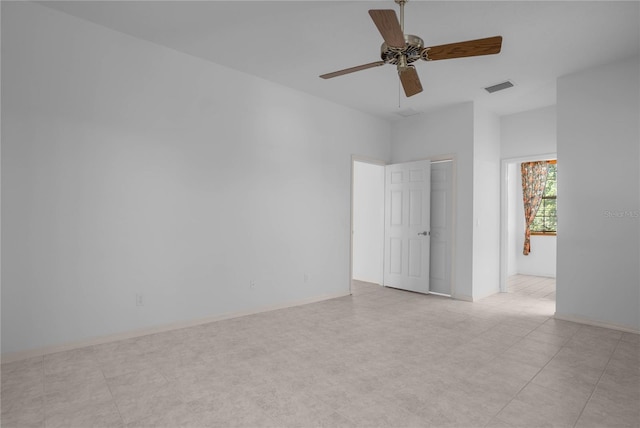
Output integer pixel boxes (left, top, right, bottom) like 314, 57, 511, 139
499, 153, 557, 292
350, 155, 457, 298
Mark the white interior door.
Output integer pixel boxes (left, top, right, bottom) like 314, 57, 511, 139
429, 161, 453, 295
383, 160, 431, 294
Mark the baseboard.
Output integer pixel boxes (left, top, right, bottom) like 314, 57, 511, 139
516, 272, 556, 279
554, 313, 640, 335
352, 279, 383, 286
452, 293, 473, 302
428, 291, 452, 298
1, 291, 351, 364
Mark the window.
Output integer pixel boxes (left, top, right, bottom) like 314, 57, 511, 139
531, 161, 556, 234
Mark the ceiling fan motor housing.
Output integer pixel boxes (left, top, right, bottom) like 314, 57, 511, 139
319, 1, 502, 99
380, 34, 424, 65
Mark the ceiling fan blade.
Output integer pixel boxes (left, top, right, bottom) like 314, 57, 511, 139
320, 61, 385, 79
369, 10, 405, 48
423, 36, 503, 61
398, 66, 423, 97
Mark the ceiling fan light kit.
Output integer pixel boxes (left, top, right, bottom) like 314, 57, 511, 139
320, 0, 503, 98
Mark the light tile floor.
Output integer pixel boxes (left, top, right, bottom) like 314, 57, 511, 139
2, 275, 638, 427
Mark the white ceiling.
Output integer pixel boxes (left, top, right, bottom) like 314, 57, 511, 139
40, 1, 640, 120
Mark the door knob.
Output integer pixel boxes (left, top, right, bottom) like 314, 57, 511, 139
417, 231, 429, 236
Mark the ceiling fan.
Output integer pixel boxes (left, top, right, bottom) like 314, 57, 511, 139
320, 0, 503, 97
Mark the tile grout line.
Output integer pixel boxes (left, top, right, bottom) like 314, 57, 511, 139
571, 333, 622, 428
100, 364, 126, 427
485, 316, 577, 427
13, 276, 638, 427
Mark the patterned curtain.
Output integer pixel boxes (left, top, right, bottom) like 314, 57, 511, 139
521, 161, 549, 255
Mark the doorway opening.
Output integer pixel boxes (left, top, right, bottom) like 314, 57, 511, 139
500, 155, 557, 308
351, 159, 385, 287
350, 157, 454, 297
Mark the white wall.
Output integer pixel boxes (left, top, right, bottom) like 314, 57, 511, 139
556, 56, 640, 331
391, 102, 502, 301
507, 163, 519, 276
352, 161, 384, 284
472, 106, 501, 299
501, 106, 557, 159
502, 106, 557, 278
518, 236, 557, 277
1, 2, 392, 354
391, 102, 475, 300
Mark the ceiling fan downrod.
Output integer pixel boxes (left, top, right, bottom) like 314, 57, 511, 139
395, 0, 408, 74
395, 0, 407, 33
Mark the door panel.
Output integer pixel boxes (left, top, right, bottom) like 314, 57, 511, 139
383, 160, 431, 294
409, 190, 423, 225
390, 191, 402, 225
408, 239, 423, 277
389, 238, 402, 274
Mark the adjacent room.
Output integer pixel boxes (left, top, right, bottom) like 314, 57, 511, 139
2, 1, 638, 427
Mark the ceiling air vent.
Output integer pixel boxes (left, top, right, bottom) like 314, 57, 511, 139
484, 80, 514, 93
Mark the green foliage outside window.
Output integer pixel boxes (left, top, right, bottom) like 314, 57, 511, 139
531, 163, 557, 234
